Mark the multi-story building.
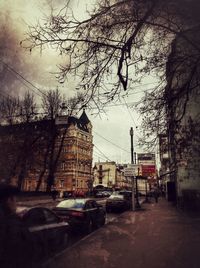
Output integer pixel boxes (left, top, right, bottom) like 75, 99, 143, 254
116, 164, 131, 190
0, 110, 93, 193
165, 29, 200, 209
93, 161, 130, 189
93, 161, 116, 188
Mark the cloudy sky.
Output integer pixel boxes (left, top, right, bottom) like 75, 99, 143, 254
0, 0, 157, 164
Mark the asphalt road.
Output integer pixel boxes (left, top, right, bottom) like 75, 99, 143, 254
17, 197, 122, 250
64, 198, 124, 248
67, 211, 121, 247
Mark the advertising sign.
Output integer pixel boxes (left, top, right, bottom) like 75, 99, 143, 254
124, 164, 140, 177
138, 153, 155, 161
141, 165, 156, 177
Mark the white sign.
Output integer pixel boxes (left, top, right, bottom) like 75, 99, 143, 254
55, 116, 68, 125
124, 165, 140, 177
124, 168, 135, 177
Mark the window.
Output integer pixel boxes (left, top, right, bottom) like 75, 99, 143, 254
43, 209, 58, 224
57, 199, 85, 209
24, 208, 45, 226
60, 180, 64, 188
63, 147, 67, 153
61, 162, 65, 170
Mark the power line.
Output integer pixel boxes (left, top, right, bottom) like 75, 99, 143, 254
93, 151, 108, 162
4, 68, 41, 97
94, 131, 130, 153
94, 145, 112, 161
122, 97, 138, 128
1, 61, 45, 97
122, 96, 143, 141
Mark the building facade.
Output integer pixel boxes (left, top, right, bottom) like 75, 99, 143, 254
166, 29, 200, 209
0, 110, 93, 193
93, 161, 130, 189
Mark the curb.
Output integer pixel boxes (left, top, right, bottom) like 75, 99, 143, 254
42, 199, 148, 267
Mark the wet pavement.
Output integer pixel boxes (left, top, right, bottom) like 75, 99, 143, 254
42, 198, 200, 268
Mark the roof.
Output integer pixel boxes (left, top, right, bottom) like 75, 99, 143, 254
79, 110, 90, 125
68, 110, 91, 132
0, 110, 91, 134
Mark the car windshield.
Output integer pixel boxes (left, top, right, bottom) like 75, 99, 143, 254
56, 199, 85, 209
109, 194, 124, 200
16, 206, 28, 213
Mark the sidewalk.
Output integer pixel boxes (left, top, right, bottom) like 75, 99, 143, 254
17, 198, 62, 207
17, 198, 107, 207
43, 198, 200, 268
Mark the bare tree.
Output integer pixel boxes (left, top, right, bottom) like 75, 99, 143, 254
19, 91, 37, 123
22, 0, 200, 132
0, 96, 20, 125
42, 88, 63, 119
36, 88, 84, 192
66, 92, 85, 115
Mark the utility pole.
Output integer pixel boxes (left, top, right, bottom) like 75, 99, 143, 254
135, 167, 141, 209
134, 152, 137, 165
130, 127, 135, 211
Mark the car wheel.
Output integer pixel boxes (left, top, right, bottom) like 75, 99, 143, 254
61, 233, 69, 249
101, 215, 106, 226
106, 207, 112, 213
85, 219, 93, 234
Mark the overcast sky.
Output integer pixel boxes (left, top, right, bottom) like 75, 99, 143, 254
0, 0, 158, 164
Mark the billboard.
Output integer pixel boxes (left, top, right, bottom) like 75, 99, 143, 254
138, 153, 155, 161
124, 164, 140, 177
141, 165, 156, 177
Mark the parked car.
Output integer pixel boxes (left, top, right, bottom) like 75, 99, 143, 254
17, 206, 69, 260
102, 191, 112, 197
53, 198, 106, 233
95, 191, 105, 198
95, 191, 112, 198
63, 191, 74, 198
106, 191, 132, 212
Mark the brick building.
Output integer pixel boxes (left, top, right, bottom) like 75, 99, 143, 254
0, 110, 93, 193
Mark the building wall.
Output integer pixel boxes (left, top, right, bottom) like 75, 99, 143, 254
93, 162, 116, 188
166, 29, 200, 208
0, 112, 93, 193
93, 162, 133, 190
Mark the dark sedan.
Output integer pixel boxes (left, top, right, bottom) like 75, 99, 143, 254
17, 206, 69, 260
106, 191, 132, 212
53, 198, 106, 233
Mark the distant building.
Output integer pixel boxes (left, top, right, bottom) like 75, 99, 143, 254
93, 161, 130, 189
0, 110, 93, 193
116, 164, 132, 190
